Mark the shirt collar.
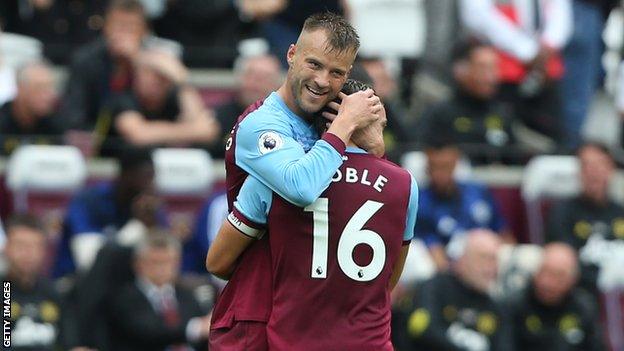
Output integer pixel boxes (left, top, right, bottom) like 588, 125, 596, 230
346, 146, 368, 154
270, 91, 311, 126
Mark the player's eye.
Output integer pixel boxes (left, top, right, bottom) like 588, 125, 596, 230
331, 71, 345, 78
308, 61, 321, 69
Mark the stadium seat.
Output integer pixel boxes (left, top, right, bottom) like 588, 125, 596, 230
0, 32, 43, 68
5, 145, 87, 273
520, 155, 580, 244
152, 148, 215, 243
400, 150, 473, 185
6, 145, 87, 222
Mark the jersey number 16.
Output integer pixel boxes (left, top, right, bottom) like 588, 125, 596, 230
305, 198, 386, 282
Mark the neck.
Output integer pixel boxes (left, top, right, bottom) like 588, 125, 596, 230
11, 99, 36, 129
8, 269, 37, 290
277, 83, 312, 122
583, 192, 608, 206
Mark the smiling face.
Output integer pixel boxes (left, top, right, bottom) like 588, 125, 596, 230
283, 29, 356, 118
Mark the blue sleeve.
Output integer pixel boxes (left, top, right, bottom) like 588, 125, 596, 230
235, 112, 344, 207
403, 175, 419, 242
233, 176, 274, 225
65, 195, 101, 236
413, 189, 443, 247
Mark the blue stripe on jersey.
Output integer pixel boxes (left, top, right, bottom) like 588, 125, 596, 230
404, 175, 419, 242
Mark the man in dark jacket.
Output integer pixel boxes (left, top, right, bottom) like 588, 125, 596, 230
107, 232, 211, 351
60, 0, 147, 130
406, 229, 513, 351
417, 38, 517, 164
2, 215, 87, 351
508, 243, 606, 351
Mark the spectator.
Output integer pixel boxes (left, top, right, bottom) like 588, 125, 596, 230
0, 0, 107, 64
405, 229, 512, 351
546, 142, 624, 295
0, 31, 17, 105
459, 0, 573, 147
108, 231, 210, 351
53, 147, 164, 277
182, 191, 228, 275
416, 140, 513, 271
358, 58, 415, 161
209, 51, 281, 158
0, 60, 64, 155
508, 243, 606, 350
60, 0, 148, 130
561, 0, 617, 149
1, 214, 88, 350
72, 170, 188, 350
236, 0, 343, 67
99, 49, 220, 157
152, 0, 247, 67
417, 38, 517, 164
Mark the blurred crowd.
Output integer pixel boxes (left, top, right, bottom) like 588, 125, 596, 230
1, 0, 624, 350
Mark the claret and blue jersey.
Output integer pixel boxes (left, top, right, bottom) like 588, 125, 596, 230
230, 146, 419, 351
213, 91, 350, 330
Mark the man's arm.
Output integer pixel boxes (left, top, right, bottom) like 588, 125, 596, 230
236, 90, 381, 207
65, 197, 106, 272
459, 0, 539, 62
389, 245, 410, 291
115, 89, 220, 145
390, 175, 420, 289
206, 176, 272, 278
60, 52, 91, 129
205, 220, 255, 280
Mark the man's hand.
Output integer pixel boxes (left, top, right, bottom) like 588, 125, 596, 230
323, 89, 383, 145
351, 104, 387, 157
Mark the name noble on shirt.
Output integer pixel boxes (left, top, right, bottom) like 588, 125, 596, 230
331, 166, 388, 193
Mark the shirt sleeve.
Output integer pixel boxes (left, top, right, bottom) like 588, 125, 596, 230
230, 176, 273, 238
403, 175, 419, 243
459, 0, 539, 62
235, 112, 346, 207
541, 0, 573, 50
65, 195, 102, 237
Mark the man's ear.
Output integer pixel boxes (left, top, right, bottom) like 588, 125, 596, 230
286, 44, 296, 66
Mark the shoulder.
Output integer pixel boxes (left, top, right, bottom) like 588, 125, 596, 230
174, 284, 198, 301
503, 288, 530, 311
424, 99, 456, 116
570, 288, 600, 317
461, 181, 488, 192
71, 39, 107, 67
607, 199, 624, 212
460, 181, 492, 199
74, 183, 113, 204
550, 197, 578, 213
113, 282, 145, 305
238, 101, 289, 132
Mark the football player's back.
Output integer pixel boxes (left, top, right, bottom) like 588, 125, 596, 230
266, 150, 417, 351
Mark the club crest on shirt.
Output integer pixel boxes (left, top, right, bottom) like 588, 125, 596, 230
258, 131, 283, 155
